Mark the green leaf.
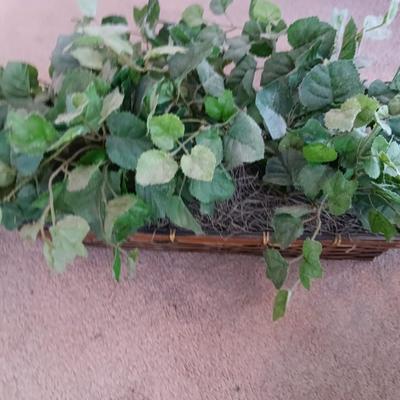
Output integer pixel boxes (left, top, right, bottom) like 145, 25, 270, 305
148, 114, 184, 150
0, 160, 16, 187
224, 36, 251, 63
106, 135, 151, 171
77, 0, 98, 18
264, 149, 305, 186
324, 97, 362, 132
250, 0, 281, 25
287, 17, 334, 48
6, 111, 58, 155
136, 150, 179, 186
43, 215, 90, 273
264, 249, 289, 290
189, 166, 235, 203
261, 52, 295, 87
134, 0, 160, 36
256, 80, 292, 140
224, 112, 264, 169
70, 47, 103, 70
210, 0, 232, 14
67, 164, 99, 192
197, 60, 225, 97
204, 90, 236, 122
166, 196, 203, 234
339, 18, 358, 60
297, 164, 329, 199
354, 94, 379, 127
181, 145, 216, 181
136, 179, 176, 219
104, 194, 151, 243
272, 213, 304, 249
323, 171, 358, 216
299, 239, 323, 290
196, 128, 223, 165
11, 153, 42, 177
273, 290, 289, 321
100, 88, 124, 121
226, 55, 256, 107
0, 62, 39, 99
303, 143, 338, 163
80, 25, 133, 55
112, 247, 122, 281
168, 40, 213, 79
48, 125, 89, 152
182, 4, 204, 27
368, 210, 397, 241
299, 60, 363, 111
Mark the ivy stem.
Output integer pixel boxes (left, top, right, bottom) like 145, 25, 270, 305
170, 128, 206, 156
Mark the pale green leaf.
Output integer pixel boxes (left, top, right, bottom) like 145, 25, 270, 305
250, 0, 281, 25
136, 150, 179, 186
100, 88, 124, 121
181, 144, 216, 181
148, 114, 184, 150
43, 215, 90, 273
196, 128, 223, 165
112, 248, 121, 281
48, 125, 89, 152
182, 4, 204, 27
70, 47, 103, 70
67, 164, 98, 192
324, 97, 362, 132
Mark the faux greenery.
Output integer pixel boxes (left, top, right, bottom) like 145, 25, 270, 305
1, 0, 400, 319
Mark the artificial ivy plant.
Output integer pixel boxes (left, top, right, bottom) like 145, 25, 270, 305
0, 0, 399, 319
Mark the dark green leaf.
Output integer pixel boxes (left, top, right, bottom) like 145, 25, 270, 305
0, 62, 39, 98
299, 239, 323, 290
339, 18, 358, 60
264, 249, 289, 289
272, 213, 304, 249
323, 171, 358, 216
224, 112, 264, 169
299, 60, 363, 111
166, 196, 203, 234
189, 166, 235, 203
368, 210, 397, 241
210, 0, 233, 15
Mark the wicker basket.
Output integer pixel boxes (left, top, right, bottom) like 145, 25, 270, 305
84, 231, 400, 260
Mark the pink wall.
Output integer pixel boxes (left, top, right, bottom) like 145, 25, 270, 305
0, 0, 398, 81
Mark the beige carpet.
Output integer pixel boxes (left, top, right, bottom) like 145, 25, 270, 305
1, 0, 400, 399
1, 229, 400, 399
